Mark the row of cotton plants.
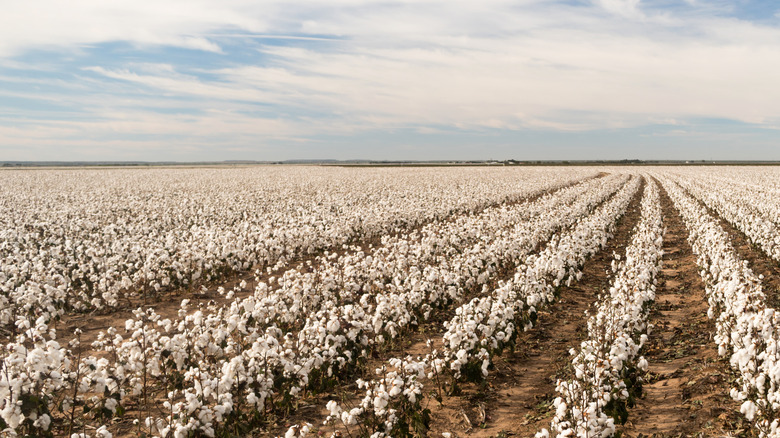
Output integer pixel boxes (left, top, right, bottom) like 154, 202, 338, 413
540, 178, 664, 438
662, 167, 780, 229
660, 176, 780, 437
0, 172, 619, 437
0, 166, 595, 327
223, 174, 628, 335
669, 173, 780, 263
703, 173, 780, 228
320, 176, 640, 438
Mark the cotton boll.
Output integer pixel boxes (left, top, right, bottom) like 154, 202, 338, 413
741, 400, 758, 421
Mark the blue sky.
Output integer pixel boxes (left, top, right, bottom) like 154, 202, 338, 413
2, 0, 780, 161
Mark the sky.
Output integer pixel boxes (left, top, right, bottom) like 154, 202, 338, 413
2, 0, 780, 161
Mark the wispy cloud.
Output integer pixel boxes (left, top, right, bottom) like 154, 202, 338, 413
595, 0, 644, 19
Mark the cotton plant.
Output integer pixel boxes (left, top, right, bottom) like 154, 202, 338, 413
325, 357, 430, 438
0, 317, 72, 437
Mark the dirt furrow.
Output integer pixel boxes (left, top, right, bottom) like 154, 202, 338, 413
425, 176, 645, 438
618, 181, 747, 437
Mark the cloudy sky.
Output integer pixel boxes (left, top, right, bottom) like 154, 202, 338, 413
2, 0, 780, 161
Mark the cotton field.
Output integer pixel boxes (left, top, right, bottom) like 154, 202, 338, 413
1, 165, 780, 438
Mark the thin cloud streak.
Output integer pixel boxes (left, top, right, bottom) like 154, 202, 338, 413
204, 34, 343, 41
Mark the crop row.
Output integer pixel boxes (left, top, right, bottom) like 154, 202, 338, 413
668, 167, 780, 230
668, 172, 780, 263
230, 173, 628, 335
541, 177, 664, 438
114, 174, 631, 437
661, 176, 780, 437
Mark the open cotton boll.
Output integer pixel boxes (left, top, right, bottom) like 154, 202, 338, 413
741, 400, 759, 421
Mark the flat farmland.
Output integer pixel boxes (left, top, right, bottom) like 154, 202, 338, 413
1, 166, 779, 438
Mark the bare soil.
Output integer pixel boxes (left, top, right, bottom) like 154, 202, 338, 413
618, 181, 748, 438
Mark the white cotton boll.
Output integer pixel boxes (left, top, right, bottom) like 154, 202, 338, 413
34, 413, 52, 431
2, 404, 22, 429
341, 411, 357, 426
756, 374, 767, 392
637, 356, 648, 372
741, 400, 758, 420
104, 398, 118, 414
373, 394, 389, 411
